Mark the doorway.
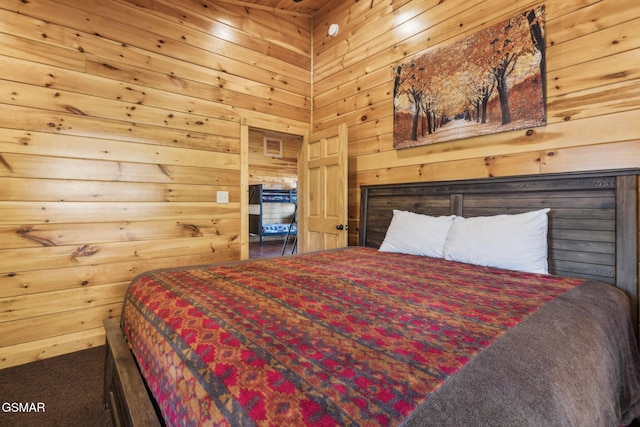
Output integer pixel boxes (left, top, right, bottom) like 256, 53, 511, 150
248, 129, 301, 259
240, 118, 307, 260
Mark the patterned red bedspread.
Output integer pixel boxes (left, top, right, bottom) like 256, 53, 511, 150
121, 247, 585, 426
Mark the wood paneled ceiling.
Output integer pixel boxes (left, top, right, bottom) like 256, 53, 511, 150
218, 0, 332, 16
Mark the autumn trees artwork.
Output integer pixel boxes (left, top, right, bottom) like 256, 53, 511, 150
393, 6, 546, 149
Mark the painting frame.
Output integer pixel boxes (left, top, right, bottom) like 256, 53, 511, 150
393, 6, 546, 150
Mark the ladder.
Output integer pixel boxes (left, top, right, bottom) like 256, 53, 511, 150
281, 203, 297, 255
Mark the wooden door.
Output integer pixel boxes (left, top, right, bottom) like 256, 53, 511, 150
298, 123, 348, 253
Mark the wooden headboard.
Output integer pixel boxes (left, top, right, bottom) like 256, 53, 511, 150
359, 169, 639, 335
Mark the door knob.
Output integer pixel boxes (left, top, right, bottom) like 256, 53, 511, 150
336, 224, 344, 230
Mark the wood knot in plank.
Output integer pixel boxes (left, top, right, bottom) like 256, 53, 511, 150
0, 154, 13, 173
71, 245, 99, 261
181, 224, 203, 237
603, 71, 628, 79
16, 227, 56, 246
158, 164, 173, 178
63, 105, 87, 115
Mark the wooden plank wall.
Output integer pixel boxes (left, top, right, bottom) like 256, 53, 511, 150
0, 0, 310, 368
311, 0, 640, 243
0, 0, 638, 368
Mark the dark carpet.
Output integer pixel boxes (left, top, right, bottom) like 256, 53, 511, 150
0, 346, 112, 427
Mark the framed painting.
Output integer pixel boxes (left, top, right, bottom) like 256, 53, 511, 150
393, 6, 546, 149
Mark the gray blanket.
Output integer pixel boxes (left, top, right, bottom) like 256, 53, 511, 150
404, 281, 640, 426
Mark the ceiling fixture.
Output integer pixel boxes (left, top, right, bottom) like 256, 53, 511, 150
328, 23, 339, 37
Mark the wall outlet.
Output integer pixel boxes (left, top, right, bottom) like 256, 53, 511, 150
216, 191, 229, 203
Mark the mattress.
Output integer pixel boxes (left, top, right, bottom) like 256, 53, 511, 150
260, 223, 296, 235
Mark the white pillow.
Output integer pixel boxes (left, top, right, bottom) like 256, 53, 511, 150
443, 208, 550, 274
379, 210, 456, 258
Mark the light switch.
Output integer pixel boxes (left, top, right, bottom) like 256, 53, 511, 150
216, 191, 229, 204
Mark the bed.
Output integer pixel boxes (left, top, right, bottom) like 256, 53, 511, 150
104, 169, 640, 427
249, 184, 297, 246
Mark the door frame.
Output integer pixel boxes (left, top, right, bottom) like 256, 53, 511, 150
240, 116, 309, 260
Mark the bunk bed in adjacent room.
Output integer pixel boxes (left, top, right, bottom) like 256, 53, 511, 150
249, 184, 297, 247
